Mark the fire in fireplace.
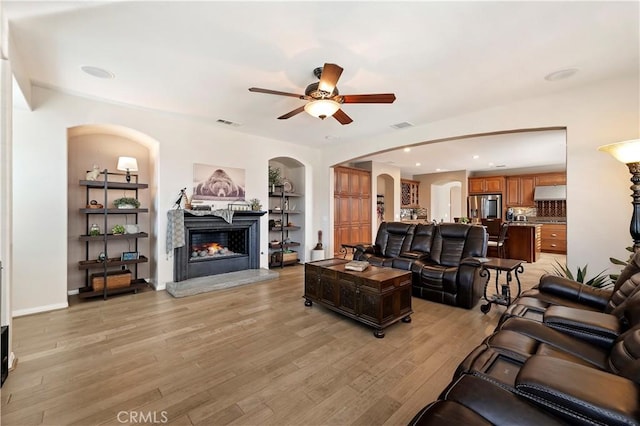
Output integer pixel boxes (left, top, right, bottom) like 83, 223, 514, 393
190, 230, 246, 260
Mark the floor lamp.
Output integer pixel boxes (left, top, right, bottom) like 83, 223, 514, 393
598, 139, 640, 250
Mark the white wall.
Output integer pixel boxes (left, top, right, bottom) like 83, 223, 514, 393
12, 86, 324, 315
11, 75, 640, 315
324, 76, 640, 275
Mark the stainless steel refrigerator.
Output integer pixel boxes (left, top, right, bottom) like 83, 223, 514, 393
468, 194, 502, 221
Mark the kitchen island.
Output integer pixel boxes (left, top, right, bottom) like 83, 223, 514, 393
503, 223, 542, 263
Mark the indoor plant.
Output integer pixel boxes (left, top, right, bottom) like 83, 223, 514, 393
268, 166, 282, 192
111, 224, 126, 235
548, 261, 611, 288
249, 198, 262, 211
113, 197, 140, 209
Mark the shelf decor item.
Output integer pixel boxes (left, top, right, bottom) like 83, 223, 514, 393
116, 156, 138, 183
89, 223, 101, 236
113, 197, 140, 209
124, 224, 139, 234
268, 166, 282, 192
91, 270, 132, 291
111, 224, 126, 235
121, 251, 139, 261
249, 198, 262, 211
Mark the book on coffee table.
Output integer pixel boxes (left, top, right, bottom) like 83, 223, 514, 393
345, 260, 370, 272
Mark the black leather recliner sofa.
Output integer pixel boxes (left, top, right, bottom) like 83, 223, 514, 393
408, 253, 640, 425
354, 222, 488, 309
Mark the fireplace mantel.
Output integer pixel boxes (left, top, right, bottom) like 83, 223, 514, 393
173, 211, 266, 282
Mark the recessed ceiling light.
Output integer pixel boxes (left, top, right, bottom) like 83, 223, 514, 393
404, 148, 411, 152
544, 68, 579, 82
415, 162, 421, 166
81, 65, 115, 79
472, 155, 480, 159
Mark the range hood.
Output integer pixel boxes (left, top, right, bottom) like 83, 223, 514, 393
534, 185, 566, 201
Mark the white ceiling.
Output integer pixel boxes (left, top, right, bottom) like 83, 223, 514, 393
3, 1, 638, 174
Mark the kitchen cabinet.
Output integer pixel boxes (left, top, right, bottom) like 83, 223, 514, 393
505, 176, 535, 207
535, 173, 566, 186
468, 176, 505, 194
401, 179, 420, 207
540, 223, 567, 254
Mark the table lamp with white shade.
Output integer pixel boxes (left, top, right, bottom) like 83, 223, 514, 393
117, 156, 138, 183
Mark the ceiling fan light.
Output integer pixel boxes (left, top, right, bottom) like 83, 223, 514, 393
304, 99, 341, 120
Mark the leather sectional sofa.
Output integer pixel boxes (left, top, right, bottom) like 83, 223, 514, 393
409, 252, 640, 425
353, 222, 488, 309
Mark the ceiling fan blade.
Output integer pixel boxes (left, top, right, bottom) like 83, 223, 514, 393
318, 63, 343, 94
277, 105, 306, 120
341, 93, 396, 104
249, 87, 305, 99
333, 109, 353, 125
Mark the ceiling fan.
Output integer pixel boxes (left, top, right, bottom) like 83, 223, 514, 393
249, 63, 396, 125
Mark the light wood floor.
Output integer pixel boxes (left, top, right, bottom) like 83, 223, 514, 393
1, 253, 564, 426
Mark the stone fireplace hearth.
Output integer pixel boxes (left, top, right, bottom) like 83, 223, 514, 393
173, 211, 265, 282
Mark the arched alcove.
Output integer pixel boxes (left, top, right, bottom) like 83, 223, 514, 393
67, 124, 159, 295
268, 156, 307, 265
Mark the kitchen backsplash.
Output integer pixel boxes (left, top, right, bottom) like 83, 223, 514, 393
508, 206, 537, 217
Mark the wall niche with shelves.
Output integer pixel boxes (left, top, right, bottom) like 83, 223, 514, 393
78, 171, 150, 298
68, 128, 153, 297
268, 158, 305, 267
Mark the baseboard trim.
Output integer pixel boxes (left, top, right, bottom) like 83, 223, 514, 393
13, 302, 68, 317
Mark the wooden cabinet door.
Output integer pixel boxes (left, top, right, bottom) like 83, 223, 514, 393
468, 178, 485, 194
359, 172, 371, 196
505, 177, 520, 206
335, 197, 350, 225
520, 176, 535, 206
484, 176, 504, 193
335, 167, 351, 194
535, 173, 566, 186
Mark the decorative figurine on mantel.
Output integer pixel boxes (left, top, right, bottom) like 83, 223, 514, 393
174, 188, 187, 209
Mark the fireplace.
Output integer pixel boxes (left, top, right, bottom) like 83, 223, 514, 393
173, 211, 265, 281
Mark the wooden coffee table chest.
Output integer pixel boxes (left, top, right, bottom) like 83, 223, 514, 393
304, 258, 413, 338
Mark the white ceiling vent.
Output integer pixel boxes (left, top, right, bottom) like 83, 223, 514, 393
391, 121, 414, 129
216, 119, 241, 127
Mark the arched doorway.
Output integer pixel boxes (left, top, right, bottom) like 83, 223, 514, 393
431, 181, 462, 222
376, 173, 395, 226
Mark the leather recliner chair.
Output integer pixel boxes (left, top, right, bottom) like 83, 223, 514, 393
501, 251, 640, 324
353, 222, 415, 267
411, 223, 488, 309
354, 222, 488, 309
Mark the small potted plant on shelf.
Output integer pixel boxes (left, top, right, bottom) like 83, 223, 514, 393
249, 198, 262, 211
268, 166, 282, 192
113, 197, 140, 209
111, 224, 126, 235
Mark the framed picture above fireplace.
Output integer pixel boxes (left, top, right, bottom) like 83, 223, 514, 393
192, 163, 246, 202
